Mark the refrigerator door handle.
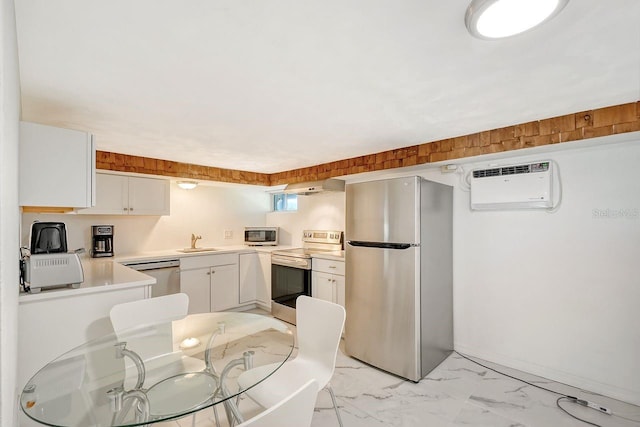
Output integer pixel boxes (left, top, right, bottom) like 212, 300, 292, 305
347, 241, 417, 249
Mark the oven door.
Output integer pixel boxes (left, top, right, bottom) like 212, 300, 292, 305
271, 259, 311, 324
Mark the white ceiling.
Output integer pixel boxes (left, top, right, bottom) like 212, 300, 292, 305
14, 0, 640, 174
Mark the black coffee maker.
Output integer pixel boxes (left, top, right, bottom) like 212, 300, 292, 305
91, 225, 114, 258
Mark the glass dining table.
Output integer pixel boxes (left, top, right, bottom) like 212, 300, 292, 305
20, 312, 295, 426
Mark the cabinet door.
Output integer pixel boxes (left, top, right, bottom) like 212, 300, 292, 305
78, 173, 128, 215
128, 176, 170, 215
180, 268, 211, 314
334, 274, 345, 309
239, 253, 258, 304
312, 271, 334, 303
19, 121, 95, 208
211, 263, 239, 311
257, 252, 271, 304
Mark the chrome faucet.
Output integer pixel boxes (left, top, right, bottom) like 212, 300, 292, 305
191, 234, 202, 249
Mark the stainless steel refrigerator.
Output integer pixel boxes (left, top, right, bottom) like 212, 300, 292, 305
345, 176, 453, 381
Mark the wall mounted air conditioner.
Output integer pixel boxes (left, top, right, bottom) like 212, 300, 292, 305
470, 161, 553, 210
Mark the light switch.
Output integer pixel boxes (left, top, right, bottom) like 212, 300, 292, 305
224, 230, 233, 239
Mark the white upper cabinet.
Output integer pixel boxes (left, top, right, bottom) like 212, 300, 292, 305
78, 172, 170, 215
19, 121, 96, 208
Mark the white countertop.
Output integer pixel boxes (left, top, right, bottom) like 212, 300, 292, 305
311, 251, 345, 261
19, 245, 345, 302
114, 245, 290, 263
19, 258, 156, 303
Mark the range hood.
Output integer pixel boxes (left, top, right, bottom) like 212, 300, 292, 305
283, 178, 345, 195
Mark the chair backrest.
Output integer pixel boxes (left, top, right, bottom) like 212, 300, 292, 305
109, 293, 190, 332
109, 293, 191, 389
237, 379, 317, 427
295, 296, 346, 387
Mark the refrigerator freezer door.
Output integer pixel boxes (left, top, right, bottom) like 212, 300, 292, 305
345, 244, 421, 381
346, 177, 420, 244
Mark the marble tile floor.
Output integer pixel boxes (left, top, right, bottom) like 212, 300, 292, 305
160, 322, 640, 427
18, 305, 639, 427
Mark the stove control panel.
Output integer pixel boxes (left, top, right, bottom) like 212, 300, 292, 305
302, 230, 343, 244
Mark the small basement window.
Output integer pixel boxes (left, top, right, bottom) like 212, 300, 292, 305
273, 193, 298, 212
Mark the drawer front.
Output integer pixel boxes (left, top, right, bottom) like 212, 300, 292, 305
312, 258, 345, 276
181, 253, 239, 270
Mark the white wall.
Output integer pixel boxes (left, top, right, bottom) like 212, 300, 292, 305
266, 191, 345, 246
343, 136, 640, 404
0, 0, 21, 424
418, 139, 640, 405
22, 182, 271, 255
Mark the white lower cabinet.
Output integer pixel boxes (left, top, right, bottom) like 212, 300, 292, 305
180, 253, 239, 314
311, 258, 345, 309
180, 268, 211, 314
257, 252, 271, 305
239, 252, 271, 307
211, 263, 240, 311
239, 253, 258, 304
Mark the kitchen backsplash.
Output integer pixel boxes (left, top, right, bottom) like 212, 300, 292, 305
21, 182, 346, 255
22, 183, 270, 255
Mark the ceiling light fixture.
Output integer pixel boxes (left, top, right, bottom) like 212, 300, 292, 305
465, 0, 569, 40
177, 181, 198, 190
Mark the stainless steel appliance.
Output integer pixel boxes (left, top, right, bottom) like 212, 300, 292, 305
345, 176, 453, 382
122, 258, 180, 297
244, 227, 279, 246
271, 230, 343, 324
91, 225, 114, 257
22, 221, 83, 293
30, 222, 68, 254
22, 253, 84, 293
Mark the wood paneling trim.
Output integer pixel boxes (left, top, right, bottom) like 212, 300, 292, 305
97, 101, 639, 186
269, 101, 640, 186
96, 152, 271, 186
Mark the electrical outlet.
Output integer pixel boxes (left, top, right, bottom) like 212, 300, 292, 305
224, 230, 233, 239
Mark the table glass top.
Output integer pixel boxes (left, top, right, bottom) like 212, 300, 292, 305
20, 312, 294, 426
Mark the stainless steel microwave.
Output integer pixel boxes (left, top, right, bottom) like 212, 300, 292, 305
244, 227, 278, 246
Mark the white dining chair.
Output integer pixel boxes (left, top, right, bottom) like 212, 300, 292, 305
237, 296, 345, 426
110, 292, 191, 332
236, 379, 317, 427
110, 293, 206, 426
109, 293, 206, 387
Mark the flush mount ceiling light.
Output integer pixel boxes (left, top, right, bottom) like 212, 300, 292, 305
465, 0, 569, 40
177, 181, 198, 190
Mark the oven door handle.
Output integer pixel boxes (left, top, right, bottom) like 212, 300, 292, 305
271, 255, 311, 269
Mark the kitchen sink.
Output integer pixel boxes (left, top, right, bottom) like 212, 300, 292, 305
177, 247, 218, 253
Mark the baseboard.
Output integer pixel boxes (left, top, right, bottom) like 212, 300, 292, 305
454, 343, 640, 406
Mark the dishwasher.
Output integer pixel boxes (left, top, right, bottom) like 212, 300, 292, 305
123, 259, 181, 298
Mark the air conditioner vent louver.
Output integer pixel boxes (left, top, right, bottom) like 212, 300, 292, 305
473, 164, 534, 178
470, 161, 553, 210
473, 168, 500, 178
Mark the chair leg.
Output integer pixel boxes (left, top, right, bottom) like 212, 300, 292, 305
212, 405, 222, 427
326, 384, 344, 427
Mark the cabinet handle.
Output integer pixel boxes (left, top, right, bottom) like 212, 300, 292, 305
329, 265, 336, 269
130, 207, 134, 211
211, 270, 215, 274
206, 272, 211, 275
123, 207, 128, 211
